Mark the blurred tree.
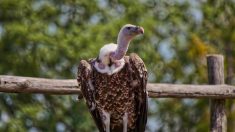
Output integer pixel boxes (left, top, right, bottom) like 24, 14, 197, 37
0, 0, 234, 131
199, 1, 235, 131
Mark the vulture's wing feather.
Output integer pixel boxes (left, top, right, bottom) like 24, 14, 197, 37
77, 60, 104, 132
129, 53, 148, 132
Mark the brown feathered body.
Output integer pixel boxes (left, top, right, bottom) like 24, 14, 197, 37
77, 53, 148, 132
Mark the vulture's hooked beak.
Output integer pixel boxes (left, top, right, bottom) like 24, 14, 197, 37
135, 26, 144, 34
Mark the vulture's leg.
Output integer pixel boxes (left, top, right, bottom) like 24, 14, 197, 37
123, 112, 128, 132
102, 110, 110, 132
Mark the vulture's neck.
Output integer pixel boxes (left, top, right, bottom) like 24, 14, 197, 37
112, 33, 131, 60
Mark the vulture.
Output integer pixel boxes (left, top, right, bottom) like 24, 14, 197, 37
77, 24, 148, 132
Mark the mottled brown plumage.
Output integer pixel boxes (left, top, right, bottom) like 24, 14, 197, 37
77, 53, 148, 132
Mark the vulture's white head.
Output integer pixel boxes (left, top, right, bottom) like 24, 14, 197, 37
94, 24, 144, 75
117, 24, 144, 41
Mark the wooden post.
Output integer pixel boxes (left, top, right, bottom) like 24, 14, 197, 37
207, 55, 227, 132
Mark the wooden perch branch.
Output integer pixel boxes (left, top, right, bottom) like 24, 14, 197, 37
0, 75, 80, 95
147, 83, 235, 98
1, 75, 235, 98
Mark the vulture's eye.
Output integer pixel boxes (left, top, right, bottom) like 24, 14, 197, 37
127, 27, 131, 30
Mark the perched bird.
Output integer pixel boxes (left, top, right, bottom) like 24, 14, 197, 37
77, 24, 147, 132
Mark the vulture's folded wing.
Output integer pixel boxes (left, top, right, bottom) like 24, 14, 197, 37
77, 60, 104, 132
129, 53, 148, 132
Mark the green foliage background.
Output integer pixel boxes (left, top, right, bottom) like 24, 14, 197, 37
0, 0, 234, 131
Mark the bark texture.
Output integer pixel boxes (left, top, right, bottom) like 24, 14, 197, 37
1, 75, 235, 99
207, 55, 227, 132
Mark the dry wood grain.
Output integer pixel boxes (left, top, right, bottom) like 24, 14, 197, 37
207, 55, 227, 132
1, 75, 235, 99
